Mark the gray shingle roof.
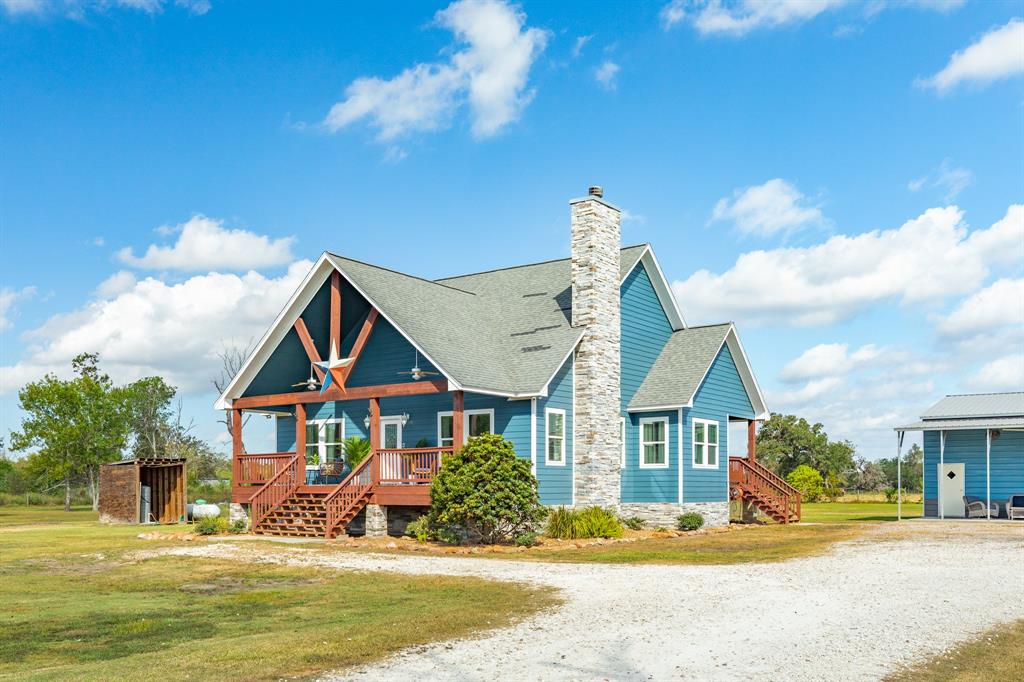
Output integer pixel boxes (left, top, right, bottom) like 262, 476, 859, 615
628, 323, 732, 410
325, 245, 650, 396
920, 393, 1024, 419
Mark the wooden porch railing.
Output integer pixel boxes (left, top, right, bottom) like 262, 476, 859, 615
251, 454, 302, 528
729, 456, 801, 523
324, 454, 375, 539
378, 446, 453, 484
233, 452, 296, 487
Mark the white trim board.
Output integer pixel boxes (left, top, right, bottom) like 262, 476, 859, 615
545, 407, 567, 466
639, 416, 670, 469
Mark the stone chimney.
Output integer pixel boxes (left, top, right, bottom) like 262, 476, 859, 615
570, 186, 622, 508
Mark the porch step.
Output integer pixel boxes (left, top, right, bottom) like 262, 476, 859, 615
253, 491, 331, 538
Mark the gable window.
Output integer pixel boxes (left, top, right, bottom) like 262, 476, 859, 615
305, 418, 344, 465
466, 409, 494, 440
639, 417, 669, 468
692, 418, 719, 469
546, 408, 566, 465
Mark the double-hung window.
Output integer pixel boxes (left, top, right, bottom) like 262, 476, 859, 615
692, 418, 719, 468
639, 417, 668, 468
438, 409, 495, 446
305, 419, 344, 466
437, 412, 454, 448
546, 408, 565, 465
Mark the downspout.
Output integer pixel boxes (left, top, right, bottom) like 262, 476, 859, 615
530, 398, 537, 477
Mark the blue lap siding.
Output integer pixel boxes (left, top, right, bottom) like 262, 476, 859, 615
922, 429, 1024, 517
620, 262, 676, 502
683, 344, 755, 503
535, 357, 574, 505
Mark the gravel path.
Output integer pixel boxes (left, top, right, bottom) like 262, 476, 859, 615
155, 522, 1024, 681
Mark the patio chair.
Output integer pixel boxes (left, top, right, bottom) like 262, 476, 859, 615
319, 461, 346, 485
962, 496, 1000, 518
1007, 495, 1024, 521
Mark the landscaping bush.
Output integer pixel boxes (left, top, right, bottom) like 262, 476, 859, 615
621, 515, 645, 531
405, 515, 432, 542
676, 512, 704, 531
343, 436, 371, 468
513, 531, 539, 547
545, 506, 624, 540
193, 515, 229, 535
883, 486, 908, 503
428, 433, 546, 544
787, 464, 825, 502
229, 518, 247, 534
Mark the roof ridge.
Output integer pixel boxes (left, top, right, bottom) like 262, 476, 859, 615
676, 322, 732, 331
437, 243, 650, 281
327, 252, 477, 295
942, 391, 1024, 397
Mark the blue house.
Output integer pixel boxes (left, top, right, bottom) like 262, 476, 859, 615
217, 187, 773, 537
896, 393, 1024, 519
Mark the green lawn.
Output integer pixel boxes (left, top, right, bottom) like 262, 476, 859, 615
0, 506, 555, 681
800, 501, 923, 523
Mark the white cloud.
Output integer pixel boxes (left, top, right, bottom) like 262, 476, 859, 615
967, 354, 1024, 392
660, 0, 847, 36
1, 0, 211, 18
94, 271, 138, 299
0, 0, 44, 15
778, 343, 885, 382
0, 286, 36, 332
907, 159, 972, 202
323, 0, 548, 141
594, 61, 620, 90
174, 0, 209, 14
674, 204, 1024, 327
710, 178, 825, 237
91, 236, 105, 247
937, 278, 1024, 339
571, 34, 593, 59
0, 261, 312, 396
116, 215, 295, 272
772, 376, 843, 406
917, 18, 1024, 93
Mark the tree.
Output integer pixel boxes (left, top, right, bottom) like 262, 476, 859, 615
10, 354, 130, 511
786, 465, 825, 503
212, 340, 254, 442
848, 456, 887, 492
878, 443, 923, 493
756, 413, 856, 481
123, 376, 177, 459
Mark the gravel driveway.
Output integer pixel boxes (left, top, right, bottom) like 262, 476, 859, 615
157, 522, 1023, 681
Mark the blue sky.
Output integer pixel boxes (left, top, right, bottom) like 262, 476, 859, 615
1, 0, 1022, 458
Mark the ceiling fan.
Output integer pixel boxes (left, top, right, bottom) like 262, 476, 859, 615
292, 364, 321, 391
398, 350, 440, 381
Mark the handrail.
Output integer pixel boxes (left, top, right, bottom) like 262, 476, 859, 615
233, 452, 295, 487
250, 454, 302, 528
729, 457, 801, 523
378, 447, 453, 485
324, 453, 376, 538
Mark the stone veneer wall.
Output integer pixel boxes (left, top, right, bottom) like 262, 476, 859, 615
570, 193, 622, 508
619, 501, 730, 528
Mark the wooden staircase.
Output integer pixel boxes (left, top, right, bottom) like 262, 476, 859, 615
729, 456, 801, 524
254, 489, 330, 537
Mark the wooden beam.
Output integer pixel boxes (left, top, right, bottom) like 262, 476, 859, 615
342, 309, 378, 383
368, 397, 381, 451
295, 403, 307, 463
293, 317, 325, 381
232, 409, 244, 456
232, 379, 447, 409
330, 270, 342, 355
747, 419, 757, 463
452, 390, 464, 448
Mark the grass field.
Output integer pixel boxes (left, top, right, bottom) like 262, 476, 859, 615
886, 620, 1024, 682
800, 501, 923, 523
0, 506, 555, 681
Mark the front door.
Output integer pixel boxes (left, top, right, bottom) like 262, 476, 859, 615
939, 462, 965, 517
380, 417, 403, 450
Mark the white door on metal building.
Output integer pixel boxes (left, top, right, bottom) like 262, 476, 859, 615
939, 462, 965, 517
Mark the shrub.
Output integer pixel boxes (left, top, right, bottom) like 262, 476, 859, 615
787, 464, 825, 503
193, 515, 229, 535
545, 506, 624, 540
428, 433, 546, 544
343, 436, 372, 468
229, 518, 248, 534
883, 486, 908, 503
513, 531, 539, 547
405, 515, 432, 542
676, 512, 704, 531
621, 516, 645, 530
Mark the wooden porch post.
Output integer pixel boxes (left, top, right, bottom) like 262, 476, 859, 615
368, 397, 381, 450
295, 403, 306, 458
231, 407, 244, 487
747, 419, 757, 463
452, 390, 464, 448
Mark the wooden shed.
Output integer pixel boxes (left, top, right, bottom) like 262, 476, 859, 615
99, 458, 187, 524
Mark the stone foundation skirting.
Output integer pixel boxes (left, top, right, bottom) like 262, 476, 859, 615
618, 501, 730, 528
229, 502, 250, 529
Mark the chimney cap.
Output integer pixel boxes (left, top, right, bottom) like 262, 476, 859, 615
588, 185, 604, 198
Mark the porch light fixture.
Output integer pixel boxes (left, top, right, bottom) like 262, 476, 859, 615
400, 413, 410, 427
363, 412, 371, 429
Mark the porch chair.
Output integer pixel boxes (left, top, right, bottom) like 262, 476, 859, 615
318, 461, 347, 485
1007, 495, 1024, 521
962, 496, 1000, 518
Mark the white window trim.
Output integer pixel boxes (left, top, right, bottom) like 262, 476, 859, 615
639, 416, 669, 469
437, 411, 454, 448
620, 417, 626, 469
545, 408, 566, 466
306, 417, 344, 467
464, 408, 495, 443
692, 417, 719, 470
